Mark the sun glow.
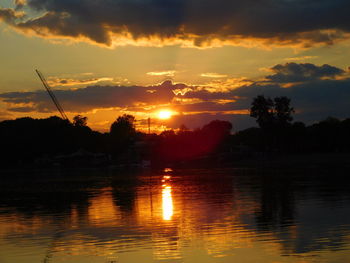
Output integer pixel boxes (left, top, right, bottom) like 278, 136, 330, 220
158, 110, 172, 119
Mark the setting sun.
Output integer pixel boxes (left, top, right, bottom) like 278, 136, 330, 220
158, 110, 172, 120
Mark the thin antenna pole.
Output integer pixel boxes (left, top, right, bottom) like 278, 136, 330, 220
148, 117, 151, 134
35, 69, 69, 121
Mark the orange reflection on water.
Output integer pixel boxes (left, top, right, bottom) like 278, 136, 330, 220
88, 187, 121, 226
3, 170, 350, 263
162, 177, 174, 221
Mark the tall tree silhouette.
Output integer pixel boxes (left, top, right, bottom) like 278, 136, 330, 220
274, 97, 294, 127
110, 114, 136, 142
250, 95, 294, 151
108, 114, 137, 157
250, 95, 274, 129
250, 95, 294, 129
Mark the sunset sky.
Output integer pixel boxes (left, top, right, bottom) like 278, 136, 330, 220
0, 0, 350, 132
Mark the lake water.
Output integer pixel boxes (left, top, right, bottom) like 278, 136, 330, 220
0, 167, 349, 263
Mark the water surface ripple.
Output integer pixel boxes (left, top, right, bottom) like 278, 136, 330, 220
0, 168, 349, 263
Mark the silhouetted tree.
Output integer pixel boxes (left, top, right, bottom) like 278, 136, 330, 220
250, 95, 294, 129
308, 117, 342, 152
160, 129, 176, 138
202, 120, 233, 136
110, 114, 136, 138
250, 96, 294, 151
73, 115, 88, 127
274, 96, 294, 127
233, 127, 264, 150
202, 120, 233, 153
0, 116, 107, 166
250, 95, 274, 129
178, 124, 189, 134
109, 115, 137, 157
154, 120, 233, 165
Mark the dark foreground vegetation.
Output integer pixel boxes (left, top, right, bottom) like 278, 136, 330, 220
1, 96, 350, 168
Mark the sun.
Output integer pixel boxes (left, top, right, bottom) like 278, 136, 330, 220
158, 110, 172, 119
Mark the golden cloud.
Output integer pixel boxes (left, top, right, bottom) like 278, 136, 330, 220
47, 77, 114, 87
200, 73, 228, 78
146, 70, 177, 77
284, 56, 318, 61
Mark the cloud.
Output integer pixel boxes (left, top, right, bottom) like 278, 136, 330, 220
47, 77, 114, 87
1, 0, 350, 48
0, 80, 180, 113
146, 70, 176, 77
231, 79, 350, 121
266, 63, 345, 83
284, 56, 318, 61
15, 0, 27, 10
1, 63, 350, 130
0, 110, 13, 121
200, 73, 228, 78
7, 106, 37, 112
0, 7, 25, 23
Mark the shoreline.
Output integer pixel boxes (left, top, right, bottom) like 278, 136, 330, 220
1, 153, 350, 174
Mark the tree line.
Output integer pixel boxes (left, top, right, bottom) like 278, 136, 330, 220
0, 95, 349, 168
239, 95, 350, 153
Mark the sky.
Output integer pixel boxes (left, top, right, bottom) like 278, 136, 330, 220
0, 0, 350, 132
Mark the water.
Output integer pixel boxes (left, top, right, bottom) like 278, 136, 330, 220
0, 168, 350, 263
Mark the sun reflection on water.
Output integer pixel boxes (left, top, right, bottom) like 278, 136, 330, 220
162, 176, 174, 221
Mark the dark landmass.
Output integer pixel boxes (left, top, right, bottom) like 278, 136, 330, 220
1, 115, 350, 170
1, 96, 350, 170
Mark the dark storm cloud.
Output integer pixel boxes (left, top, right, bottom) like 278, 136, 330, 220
266, 63, 345, 83
1, 0, 350, 47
